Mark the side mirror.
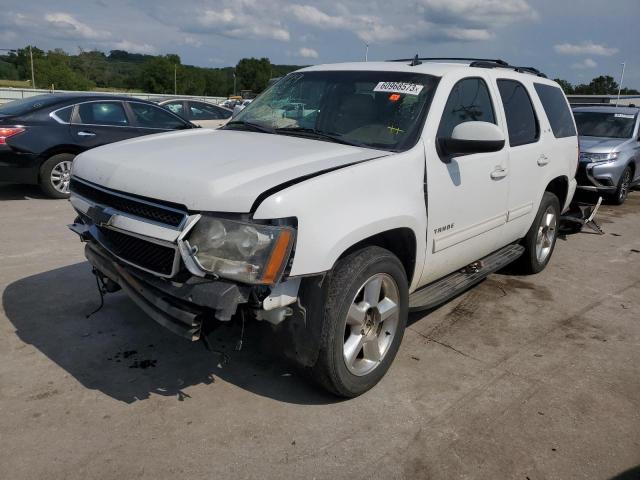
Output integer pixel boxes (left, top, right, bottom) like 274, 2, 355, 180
439, 121, 505, 157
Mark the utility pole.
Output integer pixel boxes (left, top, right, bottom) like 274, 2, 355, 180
615, 62, 626, 107
174, 64, 177, 95
233, 71, 237, 96
29, 45, 35, 89
365, 43, 369, 62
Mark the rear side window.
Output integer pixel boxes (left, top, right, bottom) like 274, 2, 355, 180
129, 102, 186, 129
52, 106, 73, 123
437, 77, 496, 138
497, 80, 539, 147
189, 102, 231, 120
534, 84, 576, 138
77, 102, 128, 126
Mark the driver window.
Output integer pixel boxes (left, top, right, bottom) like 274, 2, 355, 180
437, 78, 496, 139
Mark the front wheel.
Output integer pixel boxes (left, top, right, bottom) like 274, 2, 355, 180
609, 166, 632, 205
311, 246, 408, 397
517, 192, 560, 274
39, 153, 75, 199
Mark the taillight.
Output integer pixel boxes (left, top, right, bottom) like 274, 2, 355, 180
0, 127, 25, 145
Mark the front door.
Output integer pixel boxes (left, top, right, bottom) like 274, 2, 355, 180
419, 75, 510, 285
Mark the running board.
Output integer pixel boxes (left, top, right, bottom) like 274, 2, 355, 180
409, 244, 524, 311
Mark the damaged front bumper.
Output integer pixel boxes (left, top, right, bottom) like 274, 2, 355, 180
84, 240, 250, 341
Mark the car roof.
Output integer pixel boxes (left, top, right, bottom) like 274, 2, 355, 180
297, 60, 557, 85
572, 105, 639, 115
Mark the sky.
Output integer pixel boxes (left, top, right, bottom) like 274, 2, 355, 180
2, 0, 639, 88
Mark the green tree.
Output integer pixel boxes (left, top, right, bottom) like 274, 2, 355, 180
235, 57, 272, 93
553, 78, 574, 94
138, 55, 181, 94
35, 50, 94, 90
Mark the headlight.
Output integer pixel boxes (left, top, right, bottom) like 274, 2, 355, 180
580, 152, 619, 164
186, 216, 295, 285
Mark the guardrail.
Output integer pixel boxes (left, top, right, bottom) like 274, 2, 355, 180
0, 87, 227, 105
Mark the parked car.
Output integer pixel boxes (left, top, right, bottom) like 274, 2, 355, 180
573, 105, 639, 204
68, 59, 578, 397
0, 94, 195, 198
159, 99, 233, 129
232, 99, 253, 117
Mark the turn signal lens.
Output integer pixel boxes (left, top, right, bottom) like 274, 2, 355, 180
261, 229, 294, 284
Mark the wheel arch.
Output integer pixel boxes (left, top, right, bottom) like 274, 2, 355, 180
544, 175, 569, 211
336, 227, 417, 286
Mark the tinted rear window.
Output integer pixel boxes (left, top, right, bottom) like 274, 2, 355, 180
0, 95, 61, 116
534, 84, 576, 138
497, 80, 539, 147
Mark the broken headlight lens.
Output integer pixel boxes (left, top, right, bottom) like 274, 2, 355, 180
187, 216, 295, 285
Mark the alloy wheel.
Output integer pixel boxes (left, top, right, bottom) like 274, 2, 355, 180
535, 206, 557, 264
343, 273, 400, 376
50, 160, 73, 194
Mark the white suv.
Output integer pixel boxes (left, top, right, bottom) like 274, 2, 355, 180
68, 58, 578, 397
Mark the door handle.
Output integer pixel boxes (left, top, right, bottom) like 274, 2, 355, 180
490, 166, 508, 180
537, 154, 549, 166
77, 131, 96, 137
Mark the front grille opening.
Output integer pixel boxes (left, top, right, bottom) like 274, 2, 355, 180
98, 227, 176, 276
70, 179, 186, 227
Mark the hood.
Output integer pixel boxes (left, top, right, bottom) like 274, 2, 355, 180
579, 136, 630, 154
72, 129, 387, 212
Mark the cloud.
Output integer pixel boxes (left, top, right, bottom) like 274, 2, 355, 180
298, 47, 319, 59
44, 13, 110, 40
288, 1, 535, 44
554, 42, 618, 56
158, 2, 290, 42
571, 58, 598, 69
111, 40, 157, 55
182, 36, 202, 48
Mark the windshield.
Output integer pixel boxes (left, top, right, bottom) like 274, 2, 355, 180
227, 70, 439, 151
0, 95, 61, 116
574, 111, 637, 139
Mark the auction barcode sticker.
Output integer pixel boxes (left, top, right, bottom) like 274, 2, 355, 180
615, 113, 635, 119
374, 82, 424, 96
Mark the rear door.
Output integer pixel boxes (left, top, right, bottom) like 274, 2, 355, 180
70, 100, 141, 149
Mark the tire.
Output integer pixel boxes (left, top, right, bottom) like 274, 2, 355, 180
517, 192, 561, 274
39, 153, 75, 199
608, 166, 632, 205
311, 246, 408, 397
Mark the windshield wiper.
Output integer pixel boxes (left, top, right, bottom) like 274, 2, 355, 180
275, 127, 364, 147
224, 120, 275, 134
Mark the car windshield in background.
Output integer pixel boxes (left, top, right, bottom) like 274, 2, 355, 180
0, 95, 61, 116
573, 111, 637, 139
226, 71, 439, 151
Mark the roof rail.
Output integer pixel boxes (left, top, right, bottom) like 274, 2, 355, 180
388, 56, 547, 78
388, 57, 509, 66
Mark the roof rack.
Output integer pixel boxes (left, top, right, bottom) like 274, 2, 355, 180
388, 56, 547, 78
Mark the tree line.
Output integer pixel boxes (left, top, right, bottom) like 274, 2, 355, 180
553, 76, 638, 95
0, 46, 303, 96
0, 46, 638, 97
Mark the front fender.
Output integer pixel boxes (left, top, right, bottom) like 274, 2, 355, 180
253, 144, 427, 290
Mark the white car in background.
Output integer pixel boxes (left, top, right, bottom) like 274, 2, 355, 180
232, 99, 253, 117
159, 99, 232, 129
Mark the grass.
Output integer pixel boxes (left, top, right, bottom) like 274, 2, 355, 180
0, 79, 32, 88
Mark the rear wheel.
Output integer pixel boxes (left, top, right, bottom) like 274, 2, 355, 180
609, 166, 632, 205
311, 246, 408, 397
517, 192, 560, 274
39, 153, 75, 199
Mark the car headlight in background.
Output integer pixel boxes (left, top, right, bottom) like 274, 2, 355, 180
186, 216, 295, 285
580, 152, 619, 164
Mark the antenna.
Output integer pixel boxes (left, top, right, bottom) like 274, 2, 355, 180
615, 62, 626, 108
